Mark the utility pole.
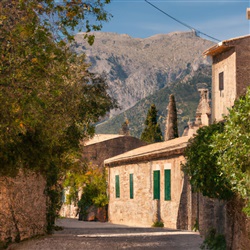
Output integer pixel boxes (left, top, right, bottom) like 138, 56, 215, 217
247, 8, 250, 19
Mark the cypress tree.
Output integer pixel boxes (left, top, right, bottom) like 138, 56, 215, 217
165, 94, 179, 141
140, 104, 163, 144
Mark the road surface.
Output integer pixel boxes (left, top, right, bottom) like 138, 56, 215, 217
7, 218, 203, 250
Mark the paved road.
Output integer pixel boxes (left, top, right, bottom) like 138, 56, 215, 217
8, 218, 203, 250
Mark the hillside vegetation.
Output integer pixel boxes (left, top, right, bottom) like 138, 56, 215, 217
96, 65, 212, 138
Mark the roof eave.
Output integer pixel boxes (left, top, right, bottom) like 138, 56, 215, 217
203, 43, 233, 57
104, 142, 188, 167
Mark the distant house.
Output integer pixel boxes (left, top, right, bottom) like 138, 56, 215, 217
81, 134, 147, 168
60, 134, 146, 218
203, 35, 250, 122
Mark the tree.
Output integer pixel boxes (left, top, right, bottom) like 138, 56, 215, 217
212, 87, 250, 215
119, 119, 130, 136
165, 94, 178, 141
1, 0, 111, 44
183, 123, 233, 200
140, 104, 163, 144
0, 0, 114, 232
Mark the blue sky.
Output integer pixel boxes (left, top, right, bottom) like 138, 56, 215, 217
101, 0, 250, 42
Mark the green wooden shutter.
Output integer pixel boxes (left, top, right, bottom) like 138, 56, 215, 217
129, 174, 134, 199
153, 170, 160, 199
115, 175, 120, 198
164, 169, 171, 200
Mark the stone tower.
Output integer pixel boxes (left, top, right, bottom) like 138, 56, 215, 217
195, 88, 211, 126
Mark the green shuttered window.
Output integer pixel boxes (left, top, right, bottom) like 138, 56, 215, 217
129, 173, 134, 199
153, 170, 160, 199
164, 169, 171, 200
115, 175, 120, 198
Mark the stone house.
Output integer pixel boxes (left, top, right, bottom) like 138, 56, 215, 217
203, 35, 250, 122
105, 136, 192, 229
60, 134, 146, 218
81, 134, 147, 169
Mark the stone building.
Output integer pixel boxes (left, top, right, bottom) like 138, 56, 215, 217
60, 134, 147, 218
203, 35, 250, 122
81, 134, 147, 168
105, 136, 192, 229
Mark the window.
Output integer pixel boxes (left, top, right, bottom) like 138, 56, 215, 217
115, 175, 120, 198
129, 173, 134, 199
164, 169, 171, 200
153, 170, 160, 200
219, 72, 224, 91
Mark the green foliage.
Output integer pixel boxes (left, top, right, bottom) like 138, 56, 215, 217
63, 164, 108, 220
165, 94, 179, 140
152, 221, 164, 227
212, 87, 250, 215
193, 218, 199, 232
119, 119, 130, 136
183, 123, 233, 200
7, 0, 112, 44
0, 0, 114, 236
200, 228, 226, 250
140, 104, 163, 144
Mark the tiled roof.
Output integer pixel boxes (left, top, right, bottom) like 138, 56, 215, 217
203, 34, 250, 57
105, 136, 191, 166
84, 134, 124, 146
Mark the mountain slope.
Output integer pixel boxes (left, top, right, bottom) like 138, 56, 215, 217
95, 64, 212, 138
73, 31, 214, 116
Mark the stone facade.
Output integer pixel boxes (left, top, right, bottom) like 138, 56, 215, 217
105, 137, 250, 249
105, 136, 192, 229
0, 170, 47, 246
193, 194, 250, 250
204, 35, 250, 122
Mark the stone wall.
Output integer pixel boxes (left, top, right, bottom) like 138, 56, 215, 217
0, 170, 47, 246
108, 155, 191, 228
193, 194, 250, 250
211, 36, 250, 122
234, 37, 250, 98
82, 136, 147, 168
212, 48, 236, 122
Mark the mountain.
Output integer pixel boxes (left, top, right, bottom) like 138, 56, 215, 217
73, 31, 215, 117
95, 64, 212, 138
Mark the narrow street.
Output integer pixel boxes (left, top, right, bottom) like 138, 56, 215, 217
8, 218, 203, 250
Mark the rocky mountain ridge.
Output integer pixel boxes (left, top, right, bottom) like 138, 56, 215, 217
73, 31, 215, 116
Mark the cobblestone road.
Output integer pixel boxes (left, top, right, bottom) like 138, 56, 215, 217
7, 218, 203, 250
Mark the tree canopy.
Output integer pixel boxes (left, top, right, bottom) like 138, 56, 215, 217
0, 0, 115, 177
165, 94, 178, 141
183, 87, 250, 215
212, 87, 250, 214
140, 104, 163, 144
0, 0, 114, 233
183, 123, 233, 200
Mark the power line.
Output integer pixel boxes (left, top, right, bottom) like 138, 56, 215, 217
145, 0, 221, 42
